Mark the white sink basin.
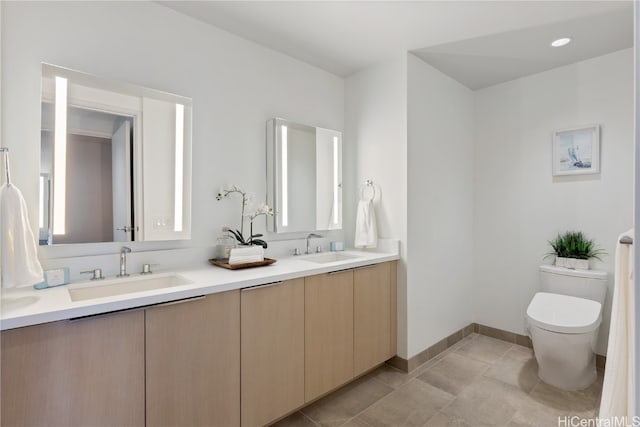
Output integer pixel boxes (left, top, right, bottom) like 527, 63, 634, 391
68, 273, 192, 302
301, 252, 361, 264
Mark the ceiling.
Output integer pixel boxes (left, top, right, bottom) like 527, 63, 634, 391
413, 7, 633, 90
160, 1, 633, 87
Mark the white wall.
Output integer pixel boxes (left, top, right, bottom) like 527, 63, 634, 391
344, 55, 408, 357
1, 1, 344, 263
344, 53, 475, 360
473, 49, 634, 355
406, 54, 475, 358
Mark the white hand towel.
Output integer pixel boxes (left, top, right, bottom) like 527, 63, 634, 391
1, 183, 44, 288
354, 200, 378, 249
599, 229, 636, 420
228, 246, 264, 265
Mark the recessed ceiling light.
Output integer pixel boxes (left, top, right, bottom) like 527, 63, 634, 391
551, 37, 572, 48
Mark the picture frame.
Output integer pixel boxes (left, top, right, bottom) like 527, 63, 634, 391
552, 125, 600, 176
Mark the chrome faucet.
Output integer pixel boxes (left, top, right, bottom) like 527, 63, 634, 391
306, 233, 322, 255
117, 246, 132, 277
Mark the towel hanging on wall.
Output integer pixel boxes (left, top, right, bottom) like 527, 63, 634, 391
354, 180, 378, 249
599, 229, 636, 420
0, 148, 44, 288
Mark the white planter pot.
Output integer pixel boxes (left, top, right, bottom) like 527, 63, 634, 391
555, 257, 589, 270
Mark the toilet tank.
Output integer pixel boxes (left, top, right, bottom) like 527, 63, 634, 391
539, 265, 607, 304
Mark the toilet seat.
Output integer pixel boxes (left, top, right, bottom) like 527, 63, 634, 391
527, 292, 601, 334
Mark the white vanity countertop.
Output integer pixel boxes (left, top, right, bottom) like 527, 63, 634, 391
0, 249, 399, 331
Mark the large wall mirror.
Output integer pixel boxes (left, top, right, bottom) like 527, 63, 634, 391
266, 118, 342, 233
40, 64, 192, 245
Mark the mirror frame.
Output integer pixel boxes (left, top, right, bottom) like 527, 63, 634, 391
40, 63, 193, 245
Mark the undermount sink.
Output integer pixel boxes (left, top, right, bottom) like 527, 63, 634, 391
301, 252, 361, 264
68, 273, 192, 302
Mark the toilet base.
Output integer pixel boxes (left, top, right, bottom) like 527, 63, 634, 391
537, 358, 597, 391
529, 324, 599, 391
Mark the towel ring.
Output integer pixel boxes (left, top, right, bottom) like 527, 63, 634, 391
360, 179, 376, 202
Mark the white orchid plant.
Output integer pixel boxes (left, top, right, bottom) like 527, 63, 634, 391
216, 185, 274, 248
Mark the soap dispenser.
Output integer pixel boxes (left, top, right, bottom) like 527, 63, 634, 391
215, 227, 237, 262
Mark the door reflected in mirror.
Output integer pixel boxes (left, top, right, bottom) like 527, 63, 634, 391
41, 105, 134, 244
266, 118, 342, 234
39, 64, 192, 245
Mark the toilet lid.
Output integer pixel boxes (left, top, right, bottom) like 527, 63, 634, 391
527, 292, 602, 334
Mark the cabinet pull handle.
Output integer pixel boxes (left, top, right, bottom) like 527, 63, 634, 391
68, 296, 206, 321
328, 264, 375, 275
152, 295, 205, 308
352, 264, 376, 271
68, 305, 146, 322
328, 269, 353, 275
242, 281, 284, 291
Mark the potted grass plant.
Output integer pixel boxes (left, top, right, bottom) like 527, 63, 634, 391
546, 231, 605, 270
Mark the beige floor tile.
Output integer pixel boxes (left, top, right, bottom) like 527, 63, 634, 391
529, 378, 600, 415
417, 352, 490, 396
442, 376, 530, 425
442, 334, 475, 355
369, 363, 437, 390
509, 394, 574, 427
283, 335, 603, 427
358, 379, 454, 427
510, 362, 602, 426
272, 411, 319, 427
410, 335, 476, 376
423, 411, 473, 427
484, 346, 539, 393
505, 345, 535, 361
508, 412, 597, 427
342, 417, 373, 427
412, 355, 446, 374
580, 370, 605, 403
508, 420, 537, 427
301, 375, 394, 427
454, 334, 513, 364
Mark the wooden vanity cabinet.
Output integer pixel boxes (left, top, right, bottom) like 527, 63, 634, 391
354, 261, 397, 375
145, 291, 240, 427
0, 260, 397, 427
304, 261, 397, 401
1, 309, 145, 427
241, 278, 305, 427
304, 270, 354, 402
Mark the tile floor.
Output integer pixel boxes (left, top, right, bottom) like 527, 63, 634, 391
273, 334, 603, 427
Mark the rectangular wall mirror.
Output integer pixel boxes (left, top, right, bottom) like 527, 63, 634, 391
40, 64, 192, 245
266, 118, 342, 234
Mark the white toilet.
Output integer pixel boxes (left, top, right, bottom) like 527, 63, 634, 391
526, 265, 607, 390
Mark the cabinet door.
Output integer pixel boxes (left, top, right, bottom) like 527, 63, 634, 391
1, 310, 145, 427
241, 279, 304, 427
146, 291, 240, 427
305, 270, 354, 401
354, 262, 393, 375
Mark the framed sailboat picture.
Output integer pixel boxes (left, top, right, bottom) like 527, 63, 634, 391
552, 125, 600, 176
